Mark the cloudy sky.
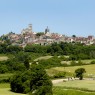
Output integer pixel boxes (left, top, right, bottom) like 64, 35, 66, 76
0, 0, 95, 37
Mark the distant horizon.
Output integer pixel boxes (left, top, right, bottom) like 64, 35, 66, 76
0, 24, 94, 38
0, 0, 95, 37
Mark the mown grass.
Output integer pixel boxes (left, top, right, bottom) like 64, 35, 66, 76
1, 81, 95, 95
54, 80, 95, 91
0, 83, 27, 95
0, 83, 10, 88
47, 64, 95, 76
53, 87, 95, 95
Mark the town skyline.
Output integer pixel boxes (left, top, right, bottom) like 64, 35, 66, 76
0, 24, 94, 38
0, 0, 95, 36
0, 24, 95, 47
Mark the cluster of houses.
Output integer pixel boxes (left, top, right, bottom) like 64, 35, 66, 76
1, 24, 95, 47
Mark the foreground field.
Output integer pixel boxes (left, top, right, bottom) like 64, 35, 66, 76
53, 87, 95, 95
0, 83, 27, 95
54, 79, 95, 90
1, 82, 95, 95
53, 79, 95, 95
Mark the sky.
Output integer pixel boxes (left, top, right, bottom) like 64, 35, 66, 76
0, 0, 95, 37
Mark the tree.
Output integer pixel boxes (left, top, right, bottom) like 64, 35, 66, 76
10, 64, 52, 95
10, 71, 31, 93
72, 35, 76, 38
75, 68, 86, 80
0, 65, 8, 74
24, 58, 30, 70
6, 45, 23, 53
15, 52, 31, 69
30, 64, 52, 95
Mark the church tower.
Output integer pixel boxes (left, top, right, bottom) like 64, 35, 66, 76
21, 24, 33, 35
45, 26, 50, 34
28, 24, 32, 33
45, 26, 51, 36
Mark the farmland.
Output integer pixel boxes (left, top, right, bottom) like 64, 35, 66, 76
47, 64, 95, 77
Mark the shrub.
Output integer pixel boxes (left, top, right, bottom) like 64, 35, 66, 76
10, 71, 31, 93
70, 61, 76, 66
10, 64, 53, 95
77, 60, 83, 65
0, 78, 10, 83
0, 65, 8, 74
30, 64, 53, 95
38, 56, 62, 69
91, 61, 95, 64
75, 68, 86, 80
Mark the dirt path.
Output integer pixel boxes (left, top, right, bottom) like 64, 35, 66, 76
52, 79, 68, 84
52, 78, 79, 84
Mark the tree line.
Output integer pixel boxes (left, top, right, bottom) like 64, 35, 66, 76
1, 42, 95, 60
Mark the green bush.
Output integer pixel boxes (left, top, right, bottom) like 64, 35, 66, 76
77, 60, 83, 65
30, 64, 53, 95
75, 68, 86, 80
38, 56, 62, 69
70, 61, 76, 66
0, 65, 8, 74
10, 64, 52, 95
10, 71, 31, 93
0, 78, 10, 83
91, 61, 95, 64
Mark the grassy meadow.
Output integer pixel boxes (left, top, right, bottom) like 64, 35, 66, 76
47, 64, 95, 77
1, 82, 95, 95
54, 80, 95, 91
0, 83, 27, 95
53, 87, 95, 95
1, 55, 95, 95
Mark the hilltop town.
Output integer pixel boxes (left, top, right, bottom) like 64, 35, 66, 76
0, 24, 95, 47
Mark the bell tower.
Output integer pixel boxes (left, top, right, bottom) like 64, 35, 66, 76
28, 24, 32, 33
45, 26, 50, 34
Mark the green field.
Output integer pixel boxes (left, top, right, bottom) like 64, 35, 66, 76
53, 79, 95, 95
0, 83, 27, 95
53, 87, 95, 95
1, 83, 95, 95
54, 80, 95, 90
47, 64, 95, 77
1, 55, 95, 95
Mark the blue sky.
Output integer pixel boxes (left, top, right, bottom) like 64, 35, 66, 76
0, 0, 95, 36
